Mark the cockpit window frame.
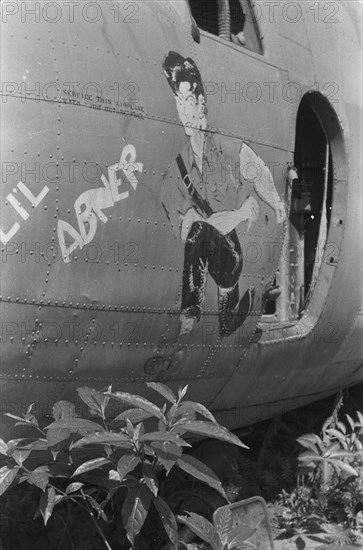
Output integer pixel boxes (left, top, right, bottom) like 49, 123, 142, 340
187, 0, 264, 56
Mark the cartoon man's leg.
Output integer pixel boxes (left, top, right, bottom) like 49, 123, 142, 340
145, 221, 209, 375
208, 229, 254, 337
145, 224, 252, 376
217, 284, 239, 335
180, 222, 209, 326
218, 285, 255, 337
165, 222, 209, 370
174, 225, 249, 353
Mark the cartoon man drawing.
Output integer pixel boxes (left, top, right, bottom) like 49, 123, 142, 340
159, 51, 285, 365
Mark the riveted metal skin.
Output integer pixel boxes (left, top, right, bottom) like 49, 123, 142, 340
1, 1, 362, 436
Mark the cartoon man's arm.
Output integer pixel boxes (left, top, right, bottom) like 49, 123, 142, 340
205, 198, 259, 234
175, 146, 260, 239
180, 197, 259, 239
239, 143, 286, 224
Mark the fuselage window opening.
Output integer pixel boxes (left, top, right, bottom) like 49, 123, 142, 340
290, 96, 333, 316
263, 93, 335, 322
188, 0, 263, 54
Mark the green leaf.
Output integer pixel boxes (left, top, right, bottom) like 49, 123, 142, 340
153, 496, 178, 548
178, 402, 217, 423
125, 419, 134, 438
297, 451, 320, 463
346, 414, 355, 431
176, 455, 226, 498
77, 387, 110, 417
66, 482, 84, 494
0, 466, 19, 496
117, 454, 141, 480
297, 434, 324, 450
141, 432, 190, 446
72, 458, 110, 477
15, 439, 49, 452
11, 421, 33, 428
326, 448, 354, 460
5, 413, 27, 423
4, 438, 24, 453
107, 391, 163, 420
5, 414, 37, 427
11, 449, 31, 466
39, 487, 64, 525
174, 421, 248, 449
27, 466, 50, 491
177, 512, 220, 550
70, 432, 131, 449
25, 403, 35, 415
0, 438, 8, 455
22, 414, 38, 427
113, 408, 153, 425
45, 418, 103, 436
166, 404, 181, 425
146, 382, 177, 404
324, 442, 341, 457
109, 469, 121, 481
226, 524, 256, 549
142, 463, 158, 497
133, 421, 145, 443
143, 444, 157, 457
151, 441, 182, 474
329, 459, 358, 477
314, 435, 326, 453
122, 482, 152, 545
52, 401, 76, 421
324, 428, 347, 443
336, 421, 346, 434
46, 425, 71, 449
158, 416, 168, 432
178, 385, 189, 402
214, 507, 233, 545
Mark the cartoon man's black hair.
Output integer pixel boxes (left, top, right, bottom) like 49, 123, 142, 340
162, 51, 205, 100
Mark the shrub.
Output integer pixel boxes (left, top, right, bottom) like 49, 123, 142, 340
268, 408, 363, 549
0, 383, 247, 550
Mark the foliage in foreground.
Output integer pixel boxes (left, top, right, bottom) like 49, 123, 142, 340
268, 408, 363, 549
177, 507, 263, 550
0, 383, 247, 550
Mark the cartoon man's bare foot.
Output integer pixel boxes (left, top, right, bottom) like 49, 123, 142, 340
144, 355, 169, 376
144, 342, 186, 377
144, 315, 195, 376
222, 285, 255, 337
164, 330, 194, 374
162, 313, 195, 373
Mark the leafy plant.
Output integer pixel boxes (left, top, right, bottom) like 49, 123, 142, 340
296, 410, 362, 486
177, 508, 258, 550
247, 406, 326, 501
268, 486, 329, 547
268, 407, 363, 549
0, 383, 247, 549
